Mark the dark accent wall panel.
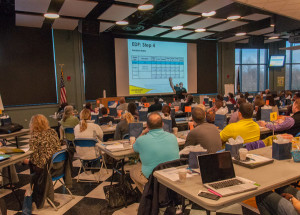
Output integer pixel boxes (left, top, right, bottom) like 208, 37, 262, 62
0, 26, 57, 106
197, 40, 218, 94
83, 33, 116, 100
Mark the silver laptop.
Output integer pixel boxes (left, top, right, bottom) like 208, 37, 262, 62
197, 151, 258, 197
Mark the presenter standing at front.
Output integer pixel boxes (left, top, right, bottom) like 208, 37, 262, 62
169, 77, 187, 100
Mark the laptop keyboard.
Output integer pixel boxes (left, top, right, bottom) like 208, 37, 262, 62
208, 178, 244, 190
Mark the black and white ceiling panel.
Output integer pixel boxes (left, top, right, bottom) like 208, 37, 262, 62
4, 0, 300, 43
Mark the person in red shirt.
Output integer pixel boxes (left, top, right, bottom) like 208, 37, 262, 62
228, 93, 236, 105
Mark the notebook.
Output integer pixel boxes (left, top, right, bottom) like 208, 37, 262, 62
198, 152, 258, 197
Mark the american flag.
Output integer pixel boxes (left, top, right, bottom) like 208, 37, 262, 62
60, 66, 67, 104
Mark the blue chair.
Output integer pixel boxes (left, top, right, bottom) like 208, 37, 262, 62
74, 138, 107, 183
224, 97, 229, 102
0, 117, 12, 126
296, 132, 300, 137
129, 123, 143, 138
204, 98, 209, 104
226, 104, 234, 113
162, 119, 172, 133
139, 111, 148, 122
122, 133, 130, 139
109, 107, 117, 117
63, 127, 75, 148
247, 97, 254, 103
214, 114, 227, 130
91, 113, 99, 124
47, 149, 74, 210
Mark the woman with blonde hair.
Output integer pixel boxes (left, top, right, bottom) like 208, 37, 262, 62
27, 114, 61, 169
114, 112, 135, 140
74, 108, 103, 140
60, 105, 79, 142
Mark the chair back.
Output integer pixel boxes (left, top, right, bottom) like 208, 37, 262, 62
224, 97, 229, 102
1, 117, 12, 126
74, 138, 98, 147
64, 127, 74, 134
109, 108, 117, 117
171, 108, 175, 118
129, 123, 143, 138
204, 98, 209, 104
214, 114, 227, 130
52, 149, 68, 163
162, 119, 172, 133
122, 133, 130, 139
226, 104, 234, 113
247, 97, 254, 103
91, 114, 99, 124
139, 111, 148, 122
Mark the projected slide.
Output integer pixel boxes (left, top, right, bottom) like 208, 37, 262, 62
128, 39, 188, 95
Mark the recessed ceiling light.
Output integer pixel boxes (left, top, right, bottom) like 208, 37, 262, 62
202, 11, 216, 17
195, 28, 206, 32
116, 20, 128, 25
227, 15, 241, 20
236, 32, 246, 36
44, 13, 59, 19
138, 4, 154, 11
269, 36, 279, 40
270, 24, 275, 27
172, 25, 183, 30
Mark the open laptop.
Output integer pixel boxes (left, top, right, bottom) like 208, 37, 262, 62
198, 151, 258, 197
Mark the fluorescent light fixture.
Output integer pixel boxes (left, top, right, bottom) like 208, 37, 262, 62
116, 20, 128, 25
236, 32, 246, 36
195, 28, 206, 32
172, 25, 183, 30
44, 13, 59, 19
227, 15, 241, 20
138, 4, 154, 11
269, 36, 279, 40
202, 11, 216, 17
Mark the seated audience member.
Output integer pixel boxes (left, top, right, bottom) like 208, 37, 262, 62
265, 89, 271, 95
228, 93, 236, 105
117, 97, 128, 112
128, 102, 139, 119
286, 91, 293, 99
244, 92, 250, 101
98, 107, 115, 125
285, 98, 300, 136
255, 95, 265, 121
161, 105, 177, 128
196, 104, 206, 112
148, 97, 162, 113
130, 113, 180, 192
256, 186, 300, 215
209, 100, 227, 114
171, 95, 181, 108
24, 114, 61, 208
206, 110, 215, 124
287, 92, 300, 115
140, 97, 148, 111
60, 105, 79, 141
85, 102, 95, 113
182, 95, 195, 111
74, 109, 103, 141
229, 98, 246, 124
114, 112, 135, 140
220, 103, 260, 144
185, 107, 222, 153
266, 94, 279, 114
217, 94, 224, 101
258, 115, 295, 132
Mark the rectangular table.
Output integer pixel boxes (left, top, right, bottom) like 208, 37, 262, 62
154, 146, 300, 212
0, 129, 30, 148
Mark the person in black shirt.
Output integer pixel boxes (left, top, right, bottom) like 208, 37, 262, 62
287, 98, 300, 136
169, 77, 187, 100
148, 97, 162, 113
98, 107, 114, 125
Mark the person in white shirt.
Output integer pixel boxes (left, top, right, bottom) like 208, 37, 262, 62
74, 109, 103, 160
117, 97, 128, 112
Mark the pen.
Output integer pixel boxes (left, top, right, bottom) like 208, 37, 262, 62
207, 189, 222, 197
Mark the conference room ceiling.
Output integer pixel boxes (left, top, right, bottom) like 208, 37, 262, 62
2, 0, 300, 43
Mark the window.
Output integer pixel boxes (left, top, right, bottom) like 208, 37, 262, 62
285, 42, 300, 90
235, 48, 267, 92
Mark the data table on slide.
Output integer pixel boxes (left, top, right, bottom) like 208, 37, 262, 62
131, 55, 184, 79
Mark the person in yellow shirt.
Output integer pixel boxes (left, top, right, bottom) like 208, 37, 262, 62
220, 103, 260, 144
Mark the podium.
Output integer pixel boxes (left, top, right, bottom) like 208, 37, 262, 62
96, 97, 122, 108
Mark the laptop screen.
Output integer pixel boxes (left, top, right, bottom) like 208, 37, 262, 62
198, 152, 235, 184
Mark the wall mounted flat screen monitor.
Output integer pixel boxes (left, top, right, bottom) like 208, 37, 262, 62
269, 55, 285, 67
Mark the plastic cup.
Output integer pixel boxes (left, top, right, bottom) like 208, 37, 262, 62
178, 169, 187, 183
173, 127, 178, 135
108, 121, 113, 127
130, 136, 136, 145
239, 148, 248, 161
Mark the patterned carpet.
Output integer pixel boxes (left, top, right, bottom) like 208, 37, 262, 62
1, 135, 260, 215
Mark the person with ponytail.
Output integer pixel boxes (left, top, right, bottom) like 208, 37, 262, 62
60, 105, 79, 141
74, 109, 103, 160
114, 112, 135, 140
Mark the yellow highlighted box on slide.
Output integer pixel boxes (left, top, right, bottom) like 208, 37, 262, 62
129, 85, 152, 95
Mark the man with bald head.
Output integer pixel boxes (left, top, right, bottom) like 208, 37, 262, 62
130, 112, 180, 192
185, 107, 222, 153
116, 97, 128, 112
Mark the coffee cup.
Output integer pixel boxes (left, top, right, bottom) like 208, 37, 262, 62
178, 169, 187, 183
239, 148, 248, 161
173, 127, 178, 135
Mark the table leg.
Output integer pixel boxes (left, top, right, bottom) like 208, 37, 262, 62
7, 166, 22, 210
110, 159, 115, 185
15, 137, 19, 148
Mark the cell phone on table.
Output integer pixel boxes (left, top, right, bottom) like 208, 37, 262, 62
198, 191, 220, 200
